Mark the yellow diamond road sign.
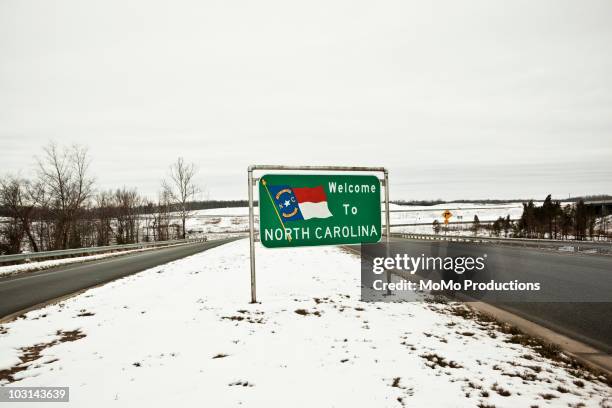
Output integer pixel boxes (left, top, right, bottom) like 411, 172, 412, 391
442, 210, 452, 225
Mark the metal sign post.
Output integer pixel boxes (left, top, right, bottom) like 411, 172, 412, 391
248, 167, 257, 303
247, 165, 390, 303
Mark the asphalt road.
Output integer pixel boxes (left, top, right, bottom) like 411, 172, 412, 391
360, 238, 612, 354
0, 238, 237, 319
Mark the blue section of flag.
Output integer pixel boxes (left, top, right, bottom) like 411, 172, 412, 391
267, 185, 304, 222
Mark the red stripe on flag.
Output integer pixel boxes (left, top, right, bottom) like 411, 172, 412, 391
293, 186, 327, 203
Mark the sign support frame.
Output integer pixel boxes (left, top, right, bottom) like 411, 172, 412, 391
247, 165, 390, 303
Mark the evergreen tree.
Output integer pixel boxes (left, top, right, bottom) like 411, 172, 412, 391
503, 215, 511, 237
432, 220, 441, 235
542, 194, 554, 238
575, 200, 588, 240
518, 200, 537, 238
492, 217, 503, 237
560, 205, 574, 239
471, 215, 480, 236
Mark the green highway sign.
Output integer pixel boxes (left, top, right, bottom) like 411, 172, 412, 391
259, 174, 382, 248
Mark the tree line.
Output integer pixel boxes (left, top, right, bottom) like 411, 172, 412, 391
0, 142, 200, 255
514, 195, 598, 240
431, 195, 602, 240
395, 194, 612, 207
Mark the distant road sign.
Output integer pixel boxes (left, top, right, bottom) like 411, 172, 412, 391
259, 174, 381, 248
442, 209, 452, 225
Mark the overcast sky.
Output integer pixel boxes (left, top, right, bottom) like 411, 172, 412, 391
1, 0, 611, 201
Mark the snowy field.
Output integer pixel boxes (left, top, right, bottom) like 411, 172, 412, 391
185, 207, 252, 235
186, 203, 530, 236
0, 239, 609, 407
387, 203, 524, 236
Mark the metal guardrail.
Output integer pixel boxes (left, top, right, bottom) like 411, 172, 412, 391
388, 205, 520, 212
391, 232, 612, 254
0, 238, 209, 265
384, 219, 520, 227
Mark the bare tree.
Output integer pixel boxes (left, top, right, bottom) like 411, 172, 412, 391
113, 187, 142, 244
163, 157, 199, 239
0, 176, 44, 252
0, 217, 23, 255
142, 199, 155, 242
153, 189, 173, 241
94, 190, 114, 246
37, 142, 95, 249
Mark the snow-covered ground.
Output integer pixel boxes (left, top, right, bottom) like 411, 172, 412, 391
185, 207, 252, 234
1, 239, 609, 407
387, 203, 525, 235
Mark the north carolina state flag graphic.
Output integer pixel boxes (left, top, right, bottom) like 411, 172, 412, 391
267, 185, 333, 221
